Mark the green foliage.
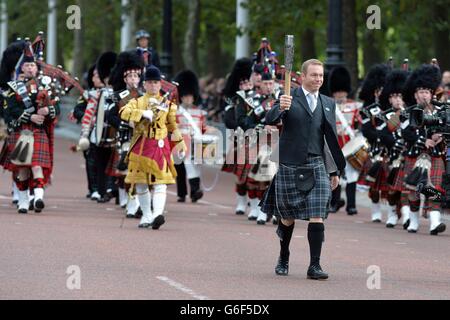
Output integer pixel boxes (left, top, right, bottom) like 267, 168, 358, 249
3, 0, 449, 78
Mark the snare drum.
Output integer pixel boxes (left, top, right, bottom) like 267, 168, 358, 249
342, 136, 369, 171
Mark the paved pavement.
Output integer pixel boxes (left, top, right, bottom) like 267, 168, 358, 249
1, 136, 450, 300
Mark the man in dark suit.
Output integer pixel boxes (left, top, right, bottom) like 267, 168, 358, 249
260, 59, 345, 280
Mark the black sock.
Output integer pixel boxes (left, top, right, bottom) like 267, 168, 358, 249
308, 223, 325, 267
276, 221, 294, 261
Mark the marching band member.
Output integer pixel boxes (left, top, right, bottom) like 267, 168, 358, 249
378, 68, 410, 228
221, 57, 254, 216
72, 64, 101, 200
173, 69, 207, 203
401, 64, 446, 235
1, 40, 60, 214
77, 52, 118, 203
328, 66, 362, 215
119, 66, 186, 229
358, 64, 391, 223
107, 50, 144, 217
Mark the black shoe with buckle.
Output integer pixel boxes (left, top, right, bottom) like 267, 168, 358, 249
307, 264, 329, 280
275, 256, 289, 276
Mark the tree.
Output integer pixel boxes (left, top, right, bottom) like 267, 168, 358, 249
183, 0, 200, 73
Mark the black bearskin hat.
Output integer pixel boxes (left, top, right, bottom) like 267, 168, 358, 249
261, 71, 273, 81
223, 57, 253, 98
379, 69, 408, 109
85, 64, 96, 90
96, 51, 117, 84
358, 64, 390, 104
403, 64, 441, 107
328, 66, 352, 96
0, 40, 26, 89
173, 69, 200, 103
109, 50, 144, 91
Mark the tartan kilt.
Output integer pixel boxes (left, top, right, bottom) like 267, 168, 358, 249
357, 157, 372, 186
408, 156, 445, 212
233, 163, 253, 184
391, 156, 416, 192
221, 162, 236, 173
3, 128, 52, 171
368, 160, 390, 193
260, 155, 331, 220
246, 176, 270, 192
429, 156, 445, 191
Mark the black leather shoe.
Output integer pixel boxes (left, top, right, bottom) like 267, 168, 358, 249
138, 223, 151, 228
430, 223, 446, 235
29, 200, 34, 211
152, 215, 165, 230
372, 219, 382, 223
347, 208, 358, 215
97, 196, 110, 203
191, 190, 204, 203
34, 199, 45, 213
126, 213, 135, 219
307, 264, 329, 280
18, 208, 28, 214
85, 192, 92, 199
135, 207, 143, 218
235, 210, 245, 215
329, 199, 345, 213
177, 197, 186, 203
275, 256, 289, 276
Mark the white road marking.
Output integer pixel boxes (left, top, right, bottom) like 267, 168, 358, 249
167, 191, 232, 209
239, 232, 250, 236
395, 242, 407, 245
208, 213, 218, 216
345, 239, 359, 242
294, 235, 304, 238
354, 221, 365, 224
106, 208, 115, 211
156, 276, 209, 300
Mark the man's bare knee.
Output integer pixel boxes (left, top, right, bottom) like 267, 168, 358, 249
281, 218, 295, 226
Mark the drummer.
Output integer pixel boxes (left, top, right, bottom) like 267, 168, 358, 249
328, 67, 363, 215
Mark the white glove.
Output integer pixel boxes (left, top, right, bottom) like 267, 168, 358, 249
142, 110, 154, 121
78, 137, 90, 151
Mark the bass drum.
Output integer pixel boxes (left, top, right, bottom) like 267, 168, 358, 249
342, 135, 369, 172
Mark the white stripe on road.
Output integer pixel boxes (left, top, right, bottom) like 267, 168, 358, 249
167, 191, 232, 210
156, 276, 209, 300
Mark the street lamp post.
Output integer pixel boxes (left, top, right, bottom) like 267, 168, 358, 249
325, 0, 344, 72
160, 0, 173, 79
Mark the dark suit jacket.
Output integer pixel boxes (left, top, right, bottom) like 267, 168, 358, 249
265, 87, 346, 174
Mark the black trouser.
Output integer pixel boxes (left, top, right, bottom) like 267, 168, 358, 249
331, 182, 356, 210
83, 148, 98, 194
91, 145, 113, 198
175, 163, 200, 199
